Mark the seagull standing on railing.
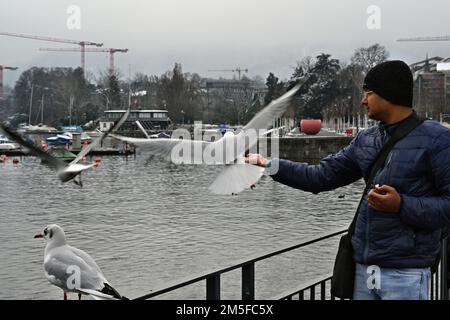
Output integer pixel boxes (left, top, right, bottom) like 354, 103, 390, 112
0, 109, 130, 187
34, 224, 126, 300
112, 83, 304, 195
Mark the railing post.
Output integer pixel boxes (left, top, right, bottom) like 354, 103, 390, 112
206, 275, 220, 300
242, 263, 255, 300
320, 282, 326, 300
441, 235, 448, 300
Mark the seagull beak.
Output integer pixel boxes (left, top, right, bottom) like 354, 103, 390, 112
34, 233, 44, 239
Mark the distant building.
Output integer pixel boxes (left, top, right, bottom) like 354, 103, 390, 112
202, 78, 267, 124
410, 56, 450, 121
99, 109, 170, 135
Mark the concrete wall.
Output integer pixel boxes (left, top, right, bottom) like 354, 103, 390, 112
260, 136, 354, 163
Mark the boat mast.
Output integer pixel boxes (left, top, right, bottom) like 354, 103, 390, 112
28, 85, 34, 126
41, 94, 44, 124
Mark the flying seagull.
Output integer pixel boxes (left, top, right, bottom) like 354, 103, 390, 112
34, 224, 126, 300
112, 83, 303, 195
0, 109, 130, 187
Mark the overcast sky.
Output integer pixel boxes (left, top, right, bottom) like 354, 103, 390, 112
1, 0, 450, 86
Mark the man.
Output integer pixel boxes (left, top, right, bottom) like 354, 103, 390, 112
246, 60, 450, 300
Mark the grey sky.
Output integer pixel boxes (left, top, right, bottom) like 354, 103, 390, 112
1, 0, 450, 86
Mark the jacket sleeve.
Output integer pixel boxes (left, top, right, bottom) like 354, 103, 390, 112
269, 135, 363, 194
400, 131, 450, 229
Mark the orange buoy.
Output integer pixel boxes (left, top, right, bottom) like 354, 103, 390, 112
300, 119, 322, 135
0, 154, 8, 162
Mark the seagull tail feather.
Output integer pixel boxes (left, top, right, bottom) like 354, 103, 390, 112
209, 163, 264, 195
101, 283, 124, 300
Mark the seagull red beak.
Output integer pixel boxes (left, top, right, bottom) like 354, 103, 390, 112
34, 233, 44, 238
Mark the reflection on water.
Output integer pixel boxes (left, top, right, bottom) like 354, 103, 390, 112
0, 155, 363, 299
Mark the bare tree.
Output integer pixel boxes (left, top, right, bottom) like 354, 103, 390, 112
351, 43, 389, 73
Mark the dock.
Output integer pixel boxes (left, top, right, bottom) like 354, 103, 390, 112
0, 147, 135, 157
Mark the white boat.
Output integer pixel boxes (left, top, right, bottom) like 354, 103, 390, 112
84, 129, 103, 138
25, 124, 58, 134
0, 135, 19, 150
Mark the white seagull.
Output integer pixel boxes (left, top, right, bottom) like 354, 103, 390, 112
0, 109, 130, 187
34, 224, 126, 300
112, 84, 303, 195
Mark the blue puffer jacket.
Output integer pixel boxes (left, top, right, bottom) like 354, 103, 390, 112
271, 115, 450, 268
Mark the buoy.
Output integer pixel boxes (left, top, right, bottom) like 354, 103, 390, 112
0, 154, 8, 162
300, 119, 322, 135
12, 158, 19, 164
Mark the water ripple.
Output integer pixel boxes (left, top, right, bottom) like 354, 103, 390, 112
0, 156, 362, 299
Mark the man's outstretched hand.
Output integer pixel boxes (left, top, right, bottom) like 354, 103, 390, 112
367, 184, 401, 213
245, 153, 269, 168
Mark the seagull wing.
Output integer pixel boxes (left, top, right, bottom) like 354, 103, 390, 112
62, 163, 96, 174
243, 83, 301, 132
69, 245, 105, 277
112, 135, 210, 162
77, 288, 119, 300
70, 108, 130, 165
232, 80, 308, 162
44, 248, 105, 292
0, 124, 66, 170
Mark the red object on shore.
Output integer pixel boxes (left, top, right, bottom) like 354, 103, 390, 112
300, 119, 321, 135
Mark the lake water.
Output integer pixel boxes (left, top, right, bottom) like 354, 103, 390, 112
0, 154, 363, 300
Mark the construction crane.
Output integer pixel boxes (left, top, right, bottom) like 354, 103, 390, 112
208, 67, 248, 80
0, 32, 103, 72
0, 65, 18, 99
39, 47, 129, 73
398, 36, 450, 42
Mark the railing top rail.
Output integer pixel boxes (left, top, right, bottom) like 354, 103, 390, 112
135, 228, 347, 300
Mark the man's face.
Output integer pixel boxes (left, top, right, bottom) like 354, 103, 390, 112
361, 90, 390, 121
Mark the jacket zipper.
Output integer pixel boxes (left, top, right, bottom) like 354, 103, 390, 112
363, 193, 370, 264
363, 129, 389, 264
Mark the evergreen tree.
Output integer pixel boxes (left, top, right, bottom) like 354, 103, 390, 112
264, 72, 285, 105
108, 73, 122, 110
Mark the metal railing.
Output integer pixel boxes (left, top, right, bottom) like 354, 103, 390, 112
134, 229, 449, 300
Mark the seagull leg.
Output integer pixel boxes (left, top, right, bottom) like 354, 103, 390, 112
64, 292, 67, 300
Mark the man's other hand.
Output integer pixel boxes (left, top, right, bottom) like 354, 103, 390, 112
367, 184, 401, 213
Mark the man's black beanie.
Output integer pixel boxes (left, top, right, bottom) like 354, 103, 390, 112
363, 60, 414, 107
